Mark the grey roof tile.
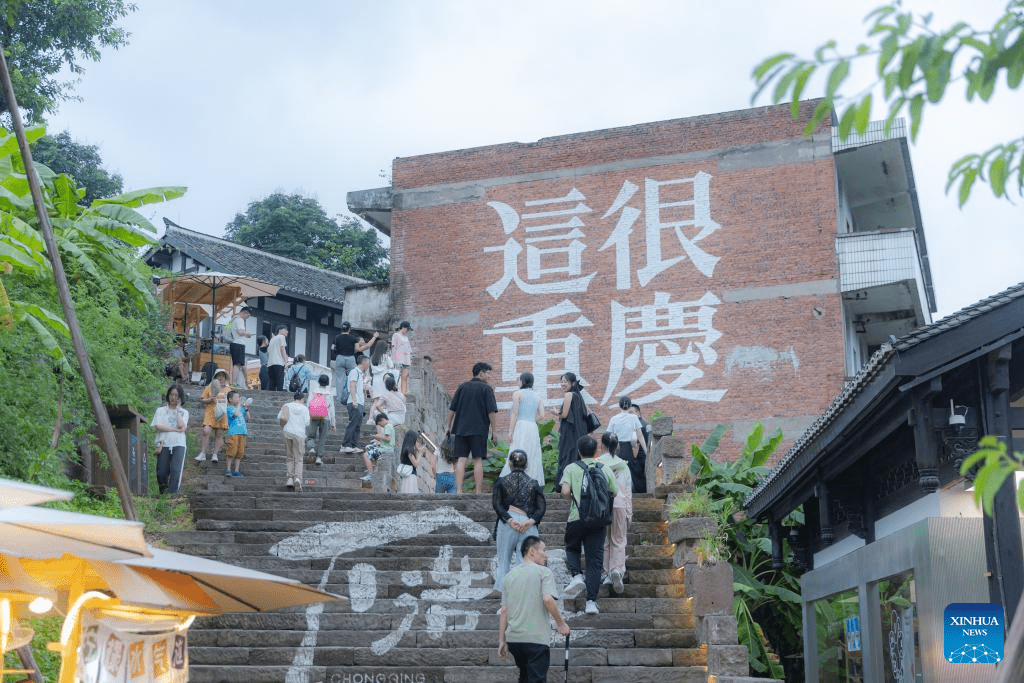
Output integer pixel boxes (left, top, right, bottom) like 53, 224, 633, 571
158, 222, 369, 305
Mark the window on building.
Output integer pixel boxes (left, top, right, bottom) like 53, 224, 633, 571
876, 570, 921, 683
814, 587, 863, 683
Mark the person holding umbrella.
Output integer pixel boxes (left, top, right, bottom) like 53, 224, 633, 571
498, 536, 571, 683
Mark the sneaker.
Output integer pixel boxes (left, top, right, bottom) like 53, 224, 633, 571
210, 454, 219, 463
611, 570, 624, 593
194, 452, 207, 462
224, 469, 232, 477
315, 457, 323, 465
360, 471, 373, 482
340, 446, 355, 453
286, 478, 294, 490
601, 574, 612, 586
585, 600, 599, 615
563, 574, 585, 599
232, 471, 244, 478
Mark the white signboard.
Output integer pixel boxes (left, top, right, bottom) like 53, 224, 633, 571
76, 612, 188, 683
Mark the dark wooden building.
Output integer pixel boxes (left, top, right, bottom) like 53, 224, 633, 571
746, 282, 1024, 682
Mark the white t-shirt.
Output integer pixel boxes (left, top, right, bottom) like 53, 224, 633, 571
226, 315, 250, 343
152, 406, 189, 449
347, 366, 366, 406
268, 333, 288, 367
279, 401, 310, 438
435, 451, 455, 475
607, 411, 643, 443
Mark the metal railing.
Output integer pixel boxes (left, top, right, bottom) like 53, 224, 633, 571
832, 117, 907, 152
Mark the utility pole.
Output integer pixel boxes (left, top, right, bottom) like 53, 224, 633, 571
0, 45, 137, 520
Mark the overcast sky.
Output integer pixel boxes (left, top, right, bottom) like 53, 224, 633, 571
46, 0, 1021, 319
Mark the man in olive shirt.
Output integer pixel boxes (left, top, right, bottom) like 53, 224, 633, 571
498, 537, 571, 682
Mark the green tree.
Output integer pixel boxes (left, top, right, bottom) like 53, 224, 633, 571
31, 130, 123, 204
311, 217, 389, 281
752, 0, 1024, 206
225, 192, 389, 281
0, 0, 136, 122
0, 124, 184, 486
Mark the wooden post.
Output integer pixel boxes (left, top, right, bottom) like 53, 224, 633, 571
0, 44, 137, 520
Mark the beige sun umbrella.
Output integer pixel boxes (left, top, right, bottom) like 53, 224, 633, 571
159, 271, 281, 365
159, 271, 280, 313
119, 546, 342, 613
0, 477, 73, 510
0, 506, 150, 562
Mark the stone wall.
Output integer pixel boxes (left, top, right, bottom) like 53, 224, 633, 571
385, 101, 846, 457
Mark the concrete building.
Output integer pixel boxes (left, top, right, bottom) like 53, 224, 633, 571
350, 100, 936, 460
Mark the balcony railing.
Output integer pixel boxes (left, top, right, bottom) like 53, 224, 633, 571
837, 228, 925, 293
832, 117, 907, 153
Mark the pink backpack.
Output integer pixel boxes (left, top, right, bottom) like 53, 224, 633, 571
309, 392, 329, 418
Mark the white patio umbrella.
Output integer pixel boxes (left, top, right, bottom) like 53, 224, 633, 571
0, 506, 150, 562
0, 477, 73, 509
120, 546, 342, 613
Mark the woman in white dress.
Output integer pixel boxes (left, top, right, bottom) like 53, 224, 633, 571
499, 372, 546, 486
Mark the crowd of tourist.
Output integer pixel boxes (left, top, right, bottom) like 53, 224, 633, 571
153, 315, 658, 682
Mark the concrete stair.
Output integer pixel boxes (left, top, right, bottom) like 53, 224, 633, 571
169, 388, 708, 682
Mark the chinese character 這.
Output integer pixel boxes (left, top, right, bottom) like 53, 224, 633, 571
485, 188, 596, 298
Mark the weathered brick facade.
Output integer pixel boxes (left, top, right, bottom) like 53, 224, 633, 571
388, 101, 846, 457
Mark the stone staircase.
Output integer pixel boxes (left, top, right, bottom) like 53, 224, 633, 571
164, 388, 721, 683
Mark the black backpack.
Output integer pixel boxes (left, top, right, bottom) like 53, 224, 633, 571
570, 461, 613, 529
288, 364, 303, 393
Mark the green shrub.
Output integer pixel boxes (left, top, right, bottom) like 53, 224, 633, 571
668, 491, 713, 519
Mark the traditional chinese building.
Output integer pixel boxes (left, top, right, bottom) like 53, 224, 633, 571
744, 281, 1024, 682
147, 220, 374, 365
349, 100, 936, 461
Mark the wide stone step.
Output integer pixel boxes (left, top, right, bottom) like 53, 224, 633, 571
186, 663, 709, 683
188, 642, 701, 666
190, 597, 692, 632
187, 624, 696, 652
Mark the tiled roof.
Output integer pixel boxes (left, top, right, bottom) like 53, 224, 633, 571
746, 280, 1024, 513
158, 221, 369, 305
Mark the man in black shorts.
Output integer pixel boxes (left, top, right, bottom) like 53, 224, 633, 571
225, 307, 253, 387
447, 362, 498, 494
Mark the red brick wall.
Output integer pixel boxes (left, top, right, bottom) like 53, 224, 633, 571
390, 102, 845, 456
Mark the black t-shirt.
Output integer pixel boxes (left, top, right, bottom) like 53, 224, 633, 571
449, 378, 498, 436
333, 333, 358, 359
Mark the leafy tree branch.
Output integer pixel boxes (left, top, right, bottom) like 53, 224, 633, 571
0, 0, 136, 122
752, 0, 1024, 206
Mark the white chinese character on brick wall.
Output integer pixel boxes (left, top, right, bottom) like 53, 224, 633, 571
599, 172, 721, 289
483, 299, 593, 409
602, 291, 727, 405
485, 188, 596, 298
